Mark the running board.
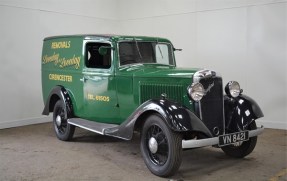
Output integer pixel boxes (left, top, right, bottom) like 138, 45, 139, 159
68, 115, 138, 140
68, 118, 118, 135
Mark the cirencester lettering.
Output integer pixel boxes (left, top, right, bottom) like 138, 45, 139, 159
49, 74, 72, 82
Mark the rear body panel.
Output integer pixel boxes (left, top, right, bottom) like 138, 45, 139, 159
41, 36, 84, 117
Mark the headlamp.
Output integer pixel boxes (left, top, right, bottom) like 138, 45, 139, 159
187, 82, 205, 102
225, 81, 241, 98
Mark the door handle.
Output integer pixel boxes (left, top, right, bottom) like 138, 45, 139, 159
80, 77, 87, 82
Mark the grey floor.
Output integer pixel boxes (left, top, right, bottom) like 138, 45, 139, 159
0, 123, 286, 181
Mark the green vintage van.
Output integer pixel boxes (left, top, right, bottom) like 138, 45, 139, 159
42, 34, 264, 177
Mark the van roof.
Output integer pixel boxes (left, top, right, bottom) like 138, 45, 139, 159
43, 34, 171, 43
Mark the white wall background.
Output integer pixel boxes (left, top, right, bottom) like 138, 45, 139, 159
0, 0, 120, 128
0, 0, 286, 129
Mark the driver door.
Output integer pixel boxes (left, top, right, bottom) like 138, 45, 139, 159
81, 41, 120, 124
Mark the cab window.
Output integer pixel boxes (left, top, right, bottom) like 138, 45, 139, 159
85, 42, 111, 69
119, 42, 174, 66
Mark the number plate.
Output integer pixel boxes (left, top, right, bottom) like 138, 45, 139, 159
219, 131, 249, 147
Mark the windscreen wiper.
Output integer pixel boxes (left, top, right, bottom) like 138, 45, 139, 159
134, 38, 142, 60
157, 38, 164, 59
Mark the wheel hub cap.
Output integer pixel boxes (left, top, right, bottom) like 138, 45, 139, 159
148, 137, 158, 154
56, 115, 62, 127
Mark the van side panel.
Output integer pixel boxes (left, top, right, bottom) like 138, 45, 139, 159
41, 36, 84, 117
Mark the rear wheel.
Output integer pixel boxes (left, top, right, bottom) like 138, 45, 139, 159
53, 100, 75, 141
221, 121, 257, 158
140, 114, 182, 177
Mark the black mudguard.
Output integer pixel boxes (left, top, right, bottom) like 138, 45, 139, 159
42, 86, 74, 119
224, 94, 264, 132
105, 99, 212, 140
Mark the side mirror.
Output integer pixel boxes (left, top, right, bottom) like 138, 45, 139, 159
173, 48, 182, 51
99, 46, 114, 56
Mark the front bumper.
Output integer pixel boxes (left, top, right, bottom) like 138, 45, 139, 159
182, 126, 264, 149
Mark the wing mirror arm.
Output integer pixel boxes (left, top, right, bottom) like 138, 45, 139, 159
173, 47, 182, 51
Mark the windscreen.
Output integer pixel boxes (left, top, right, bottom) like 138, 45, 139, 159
119, 42, 174, 66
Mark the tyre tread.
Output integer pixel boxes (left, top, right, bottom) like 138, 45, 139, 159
53, 100, 75, 141
140, 114, 182, 177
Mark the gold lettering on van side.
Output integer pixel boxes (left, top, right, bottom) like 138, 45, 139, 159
42, 53, 81, 69
49, 74, 73, 82
51, 41, 71, 49
58, 55, 81, 69
87, 93, 110, 102
42, 52, 59, 64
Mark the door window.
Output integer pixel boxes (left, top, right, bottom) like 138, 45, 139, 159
85, 43, 111, 69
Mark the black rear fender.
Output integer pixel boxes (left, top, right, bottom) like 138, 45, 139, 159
42, 86, 73, 119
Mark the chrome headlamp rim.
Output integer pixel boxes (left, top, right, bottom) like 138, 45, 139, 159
187, 82, 205, 102
225, 81, 241, 98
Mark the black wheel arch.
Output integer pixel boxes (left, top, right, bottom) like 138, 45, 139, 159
224, 94, 264, 132
105, 98, 213, 140
42, 86, 74, 119
140, 99, 212, 136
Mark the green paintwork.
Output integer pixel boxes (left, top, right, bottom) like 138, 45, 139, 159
42, 35, 199, 124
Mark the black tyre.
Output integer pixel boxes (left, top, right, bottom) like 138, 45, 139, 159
53, 100, 75, 141
221, 121, 257, 158
140, 114, 182, 177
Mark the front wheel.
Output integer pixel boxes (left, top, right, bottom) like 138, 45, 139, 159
140, 114, 182, 177
53, 100, 75, 141
221, 121, 257, 158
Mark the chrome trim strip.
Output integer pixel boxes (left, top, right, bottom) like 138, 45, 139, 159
193, 69, 217, 83
198, 101, 203, 120
249, 125, 264, 137
182, 126, 264, 149
182, 137, 219, 149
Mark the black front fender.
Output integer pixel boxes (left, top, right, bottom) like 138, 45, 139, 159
105, 99, 212, 140
42, 86, 74, 119
224, 94, 264, 132
144, 99, 212, 136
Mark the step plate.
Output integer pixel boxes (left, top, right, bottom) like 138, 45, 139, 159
68, 118, 118, 135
